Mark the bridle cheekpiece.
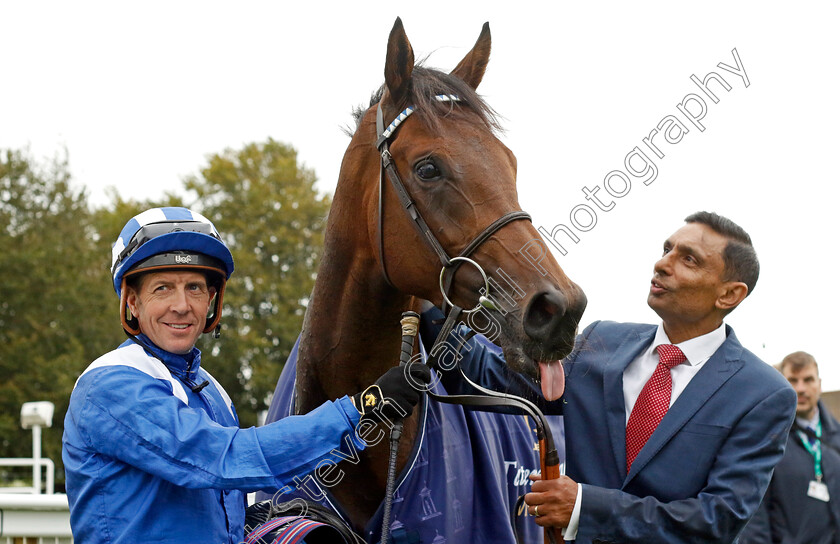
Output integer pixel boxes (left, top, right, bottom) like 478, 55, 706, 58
374, 95, 531, 314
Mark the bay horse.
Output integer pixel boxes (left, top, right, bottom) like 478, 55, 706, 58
262, 18, 586, 543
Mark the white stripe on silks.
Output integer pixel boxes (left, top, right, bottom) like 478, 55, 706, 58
202, 370, 235, 418
188, 210, 213, 226
75, 343, 190, 406
133, 208, 168, 228
111, 238, 126, 268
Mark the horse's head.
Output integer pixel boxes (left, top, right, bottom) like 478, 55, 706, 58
341, 18, 586, 401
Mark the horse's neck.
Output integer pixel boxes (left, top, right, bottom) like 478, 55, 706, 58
295, 183, 414, 414
295, 232, 421, 528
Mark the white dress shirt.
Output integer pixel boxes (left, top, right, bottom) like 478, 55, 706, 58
796, 411, 820, 433
623, 322, 727, 422
563, 322, 727, 540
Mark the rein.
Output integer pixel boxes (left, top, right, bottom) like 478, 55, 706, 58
374, 97, 562, 544
424, 306, 561, 544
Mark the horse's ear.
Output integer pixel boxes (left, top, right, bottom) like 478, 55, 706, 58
384, 17, 415, 108
450, 22, 491, 90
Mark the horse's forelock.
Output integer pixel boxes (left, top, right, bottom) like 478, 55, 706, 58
347, 64, 502, 137
410, 67, 502, 134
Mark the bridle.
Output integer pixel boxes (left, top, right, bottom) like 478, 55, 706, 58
374, 95, 532, 312
373, 96, 563, 544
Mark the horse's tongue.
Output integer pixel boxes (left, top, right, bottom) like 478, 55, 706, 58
539, 361, 565, 401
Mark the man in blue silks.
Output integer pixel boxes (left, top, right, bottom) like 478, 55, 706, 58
63, 207, 430, 543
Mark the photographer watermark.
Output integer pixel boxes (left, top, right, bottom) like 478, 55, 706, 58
538, 48, 749, 257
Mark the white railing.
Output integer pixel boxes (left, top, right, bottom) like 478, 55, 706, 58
0, 403, 71, 541
0, 537, 72, 544
0, 493, 72, 542
0, 458, 55, 495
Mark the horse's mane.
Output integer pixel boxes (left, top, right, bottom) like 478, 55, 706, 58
346, 63, 502, 137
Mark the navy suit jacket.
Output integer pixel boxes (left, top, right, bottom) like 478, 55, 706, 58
740, 400, 840, 544
444, 319, 796, 544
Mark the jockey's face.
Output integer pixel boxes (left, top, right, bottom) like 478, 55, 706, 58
126, 270, 215, 354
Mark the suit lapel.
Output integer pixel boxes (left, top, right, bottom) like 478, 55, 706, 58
604, 327, 657, 480
623, 326, 745, 484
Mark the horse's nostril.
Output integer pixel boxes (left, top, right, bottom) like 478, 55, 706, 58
524, 291, 568, 339
569, 288, 588, 324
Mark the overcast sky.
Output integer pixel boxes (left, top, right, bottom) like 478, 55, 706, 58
3, 2, 839, 389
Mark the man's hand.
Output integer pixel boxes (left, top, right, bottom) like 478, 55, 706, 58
524, 473, 578, 528
352, 363, 431, 422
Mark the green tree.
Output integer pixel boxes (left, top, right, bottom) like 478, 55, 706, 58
0, 138, 328, 488
0, 149, 114, 488
91, 190, 186, 273
0, 149, 182, 488
186, 138, 331, 426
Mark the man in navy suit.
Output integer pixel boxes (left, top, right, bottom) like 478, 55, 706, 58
440, 211, 796, 543
740, 352, 840, 544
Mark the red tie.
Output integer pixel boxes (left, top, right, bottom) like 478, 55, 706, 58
625, 344, 686, 471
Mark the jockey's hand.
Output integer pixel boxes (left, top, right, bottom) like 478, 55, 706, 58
352, 363, 431, 422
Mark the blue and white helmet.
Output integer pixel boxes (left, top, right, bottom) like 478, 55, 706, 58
111, 207, 235, 335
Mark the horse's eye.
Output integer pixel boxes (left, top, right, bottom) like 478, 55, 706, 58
415, 159, 442, 181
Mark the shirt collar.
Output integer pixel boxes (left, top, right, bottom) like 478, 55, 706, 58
649, 322, 727, 367
796, 410, 821, 431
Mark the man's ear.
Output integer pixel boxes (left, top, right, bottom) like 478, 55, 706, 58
125, 288, 139, 317
716, 281, 748, 312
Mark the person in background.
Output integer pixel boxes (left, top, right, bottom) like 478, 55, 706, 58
741, 351, 840, 544
62, 207, 430, 544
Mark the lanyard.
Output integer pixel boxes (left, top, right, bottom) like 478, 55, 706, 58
796, 419, 823, 481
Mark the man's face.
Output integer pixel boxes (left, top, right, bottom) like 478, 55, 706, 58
647, 222, 734, 341
784, 363, 821, 420
126, 270, 216, 354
